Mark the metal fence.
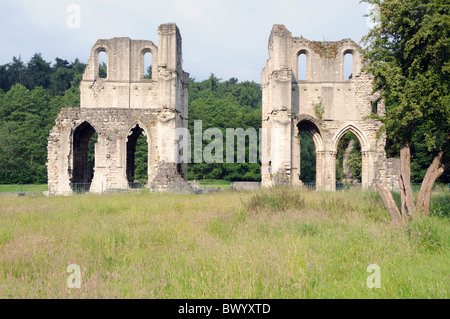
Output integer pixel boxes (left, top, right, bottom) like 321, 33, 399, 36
385, 182, 450, 193
0, 184, 48, 196
0, 181, 448, 197
302, 182, 316, 190
71, 183, 91, 194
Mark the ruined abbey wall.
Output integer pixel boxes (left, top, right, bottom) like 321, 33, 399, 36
261, 25, 399, 190
47, 23, 189, 195
47, 23, 398, 195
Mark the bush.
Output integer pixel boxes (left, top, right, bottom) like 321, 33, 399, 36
245, 186, 305, 213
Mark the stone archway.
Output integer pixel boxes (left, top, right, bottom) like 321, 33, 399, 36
71, 121, 97, 192
292, 116, 324, 189
332, 124, 368, 190
125, 123, 150, 187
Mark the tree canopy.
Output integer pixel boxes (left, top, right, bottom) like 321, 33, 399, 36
362, 0, 449, 215
362, 0, 449, 159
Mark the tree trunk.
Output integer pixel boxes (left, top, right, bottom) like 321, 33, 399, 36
376, 182, 402, 222
399, 144, 415, 216
417, 151, 449, 215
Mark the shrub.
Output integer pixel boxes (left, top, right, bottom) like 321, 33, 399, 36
245, 186, 305, 213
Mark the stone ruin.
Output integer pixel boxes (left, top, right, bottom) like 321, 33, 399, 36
47, 23, 399, 195
47, 23, 189, 195
261, 25, 399, 191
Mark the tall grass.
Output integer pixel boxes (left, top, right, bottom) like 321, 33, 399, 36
0, 188, 448, 298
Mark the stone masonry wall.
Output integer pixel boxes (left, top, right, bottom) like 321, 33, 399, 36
47, 23, 189, 195
261, 24, 399, 191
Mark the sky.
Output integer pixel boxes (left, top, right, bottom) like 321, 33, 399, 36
0, 0, 373, 83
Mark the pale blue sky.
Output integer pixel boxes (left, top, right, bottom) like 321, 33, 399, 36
0, 0, 372, 82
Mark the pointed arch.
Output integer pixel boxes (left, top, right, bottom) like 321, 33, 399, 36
71, 121, 97, 191
332, 124, 372, 189
294, 115, 325, 188
125, 122, 151, 187
295, 115, 324, 152
332, 124, 369, 153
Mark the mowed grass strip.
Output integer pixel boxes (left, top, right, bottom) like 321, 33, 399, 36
0, 185, 48, 194
0, 188, 448, 298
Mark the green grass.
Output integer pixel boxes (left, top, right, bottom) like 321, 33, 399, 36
197, 179, 233, 190
0, 184, 48, 194
0, 188, 448, 298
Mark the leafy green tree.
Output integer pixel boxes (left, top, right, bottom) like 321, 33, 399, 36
144, 65, 152, 79
99, 62, 107, 78
51, 67, 74, 96
335, 132, 361, 183
187, 77, 262, 181
134, 134, 148, 182
299, 131, 316, 183
0, 56, 26, 92
53, 58, 70, 69
362, 0, 449, 216
24, 53, 52, 90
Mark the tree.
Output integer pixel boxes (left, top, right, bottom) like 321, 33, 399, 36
99, 62, 107, 79
144, 65, 152, 79
187, 77, 262, 181
0, 56, 26, 91
24, 53, 52, 90
299, 131, 316, 183
362, 0, 449, 217
50, 67, 74, 96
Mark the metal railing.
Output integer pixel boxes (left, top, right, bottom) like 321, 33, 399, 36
128, 182, 147, 189
301, 182, 316, 190
386, 182, 450, 193
1, 181, 448, 197
0, 184, 48, 196
71, 183, 91, 194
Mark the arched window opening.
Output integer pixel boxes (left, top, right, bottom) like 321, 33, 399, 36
98, 50, 107, 78
298, 53, 307, 81
72, 122, 97, 193
344, 52, 353, 80
144, 51, 152, 79
126, 124, 148, 188
336, 131, 361, 190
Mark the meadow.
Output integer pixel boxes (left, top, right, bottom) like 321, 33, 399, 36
0, 187, 448, 298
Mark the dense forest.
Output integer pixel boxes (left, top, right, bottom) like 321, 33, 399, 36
0, 53, 448, 184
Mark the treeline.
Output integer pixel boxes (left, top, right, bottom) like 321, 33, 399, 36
0, 55, 263, 183
187, 75, 262, 181
0, 54, 448, 184
0, 55, 86, 183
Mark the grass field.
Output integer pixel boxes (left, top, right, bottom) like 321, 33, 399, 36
0, 185, 48, 194
0, 187, 448, 298
198, 179, 233, 190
